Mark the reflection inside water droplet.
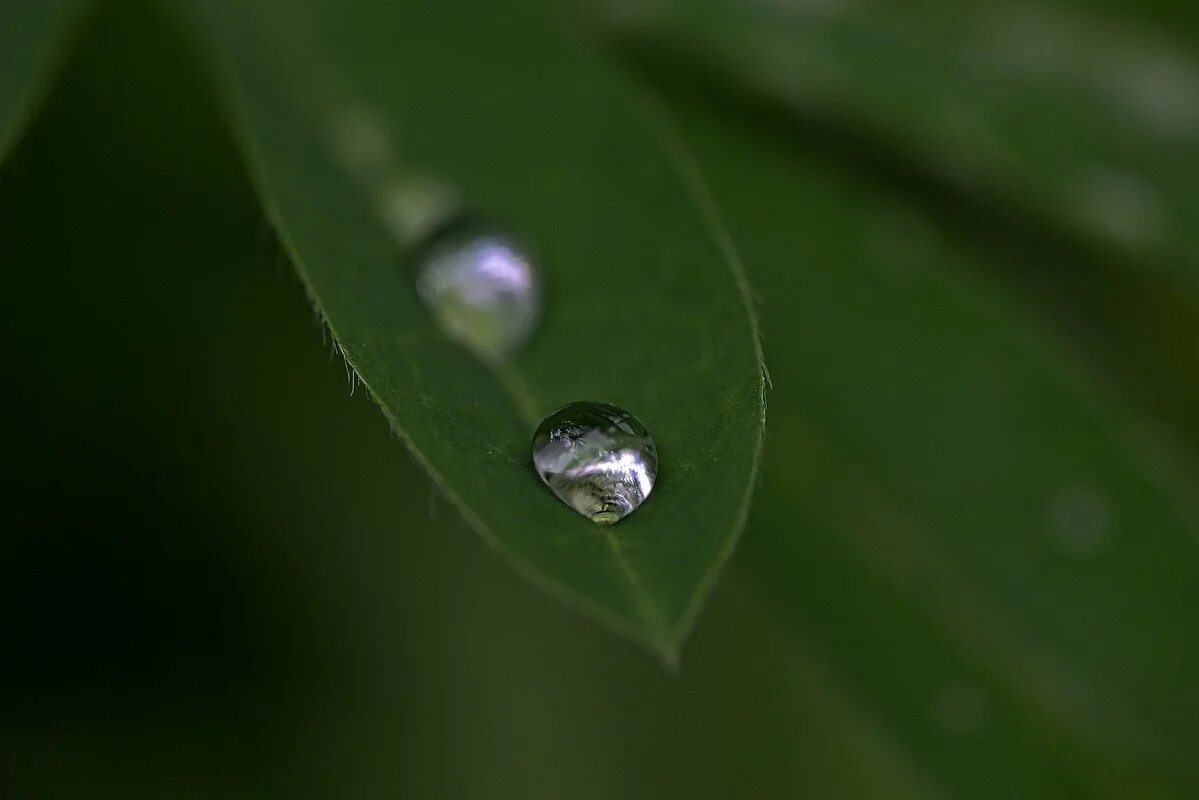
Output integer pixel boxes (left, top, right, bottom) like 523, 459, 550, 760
414, 221, 540, 362
532, 401, 657, 526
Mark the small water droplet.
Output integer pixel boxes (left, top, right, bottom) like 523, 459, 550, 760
379, 177, 460, 244
330, 105, 393, 179
532, 401, 657, 526
414, 222, 540, 362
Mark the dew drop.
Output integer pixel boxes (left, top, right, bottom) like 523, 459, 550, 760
380, 177, 461, 245
531, 401, 658, 526
414, 221, 540, 363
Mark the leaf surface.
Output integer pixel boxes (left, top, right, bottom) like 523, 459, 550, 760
177, 0, 766, 658
664, 85, 1199, 795
601, 0, 1199, 282
0, 0, 88, 160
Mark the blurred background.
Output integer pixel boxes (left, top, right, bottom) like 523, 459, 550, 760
3, 0, 1199, 797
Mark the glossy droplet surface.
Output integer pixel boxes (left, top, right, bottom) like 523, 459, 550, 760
532, 401, 658, 526
414, 226, 540, 362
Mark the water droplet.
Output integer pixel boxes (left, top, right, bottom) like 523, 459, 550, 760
379, 177, 461, 245
414, 222, 540, 362
531, 401, 657, 526
330, 105, 393, 179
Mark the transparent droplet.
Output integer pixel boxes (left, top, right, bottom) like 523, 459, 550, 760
532, 401, 657, 526
414, 222, 540, 363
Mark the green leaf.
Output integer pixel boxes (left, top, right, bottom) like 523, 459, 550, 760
661, 86, 1199, 794
0, 9, 979, 793
174, 0, 766, 659
0, 0, 89, 160
600, 0, 1199, 282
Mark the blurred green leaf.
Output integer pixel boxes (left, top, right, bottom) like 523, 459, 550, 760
0, 0, 88, 160
600, 0, 1199, 282
0, 8, 955, 795
656, 86, 1199, 795
173, 0, 766, 659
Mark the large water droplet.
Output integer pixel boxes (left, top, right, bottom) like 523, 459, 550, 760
532, 401, 657, 526
414, 222, 540, 363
